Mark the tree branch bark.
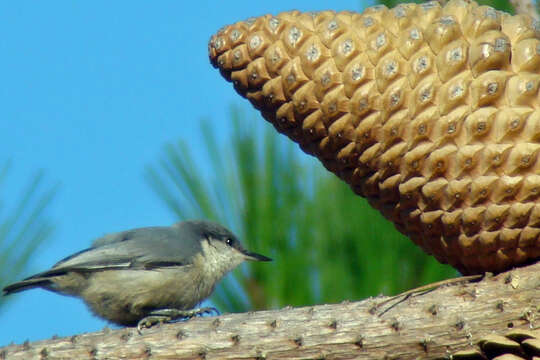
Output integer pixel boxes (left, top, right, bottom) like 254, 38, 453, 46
2, 261, 539, 360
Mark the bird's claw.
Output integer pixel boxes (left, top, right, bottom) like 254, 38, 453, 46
136, 307, 220, 333
137, 315, 171, 334
200, 306, 220, 316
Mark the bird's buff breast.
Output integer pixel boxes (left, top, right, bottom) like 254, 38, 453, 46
80, 266, 212, 326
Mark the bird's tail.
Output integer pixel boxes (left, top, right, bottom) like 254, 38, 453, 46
3, 277, 52, 296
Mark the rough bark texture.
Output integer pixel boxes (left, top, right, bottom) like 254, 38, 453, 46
1, 261, 538, 360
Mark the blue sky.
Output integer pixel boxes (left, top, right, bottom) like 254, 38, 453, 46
0, 0, 371, 345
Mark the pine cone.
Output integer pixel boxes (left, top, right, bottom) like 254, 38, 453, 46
208, 0, 540, 275
452, 329, 540, 359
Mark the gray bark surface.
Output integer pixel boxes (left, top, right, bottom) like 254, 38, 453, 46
1, 261, 539, 360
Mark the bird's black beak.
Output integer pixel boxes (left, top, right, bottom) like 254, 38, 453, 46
242, 250, 272, 262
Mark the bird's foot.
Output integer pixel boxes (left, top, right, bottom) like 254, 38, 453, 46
137, 315, 171, 333
137, 307, 220, 333
147, 307, 220, 319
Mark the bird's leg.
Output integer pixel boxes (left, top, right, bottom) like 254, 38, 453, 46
145, 307, 220, 319
137, 307, 220, 332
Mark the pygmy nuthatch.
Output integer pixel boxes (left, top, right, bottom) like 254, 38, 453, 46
3, 220, 271, 330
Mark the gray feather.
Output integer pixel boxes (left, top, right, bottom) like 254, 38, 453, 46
2, 220, 239, 299
21, 223, 206, 283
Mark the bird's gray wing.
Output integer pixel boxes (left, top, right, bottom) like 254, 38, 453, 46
37, 226, 203, 277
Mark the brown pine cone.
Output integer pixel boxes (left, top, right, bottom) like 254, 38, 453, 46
208, 0, 540, 275
452, 329, 540, 359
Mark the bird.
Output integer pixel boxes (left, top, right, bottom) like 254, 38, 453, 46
3, 220, 271, 330
208, 0, 540, 275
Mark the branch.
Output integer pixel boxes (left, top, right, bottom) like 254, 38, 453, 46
2, 261, 539, 360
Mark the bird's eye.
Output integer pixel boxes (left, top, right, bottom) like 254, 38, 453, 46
225, 238, 234, 246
